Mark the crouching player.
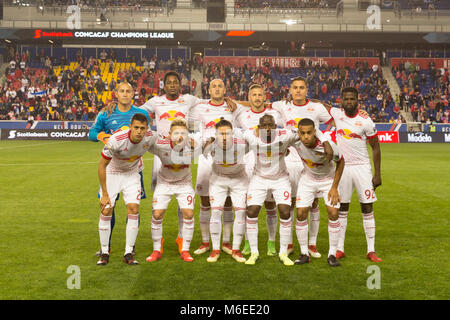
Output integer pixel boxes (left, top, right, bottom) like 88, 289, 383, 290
202, 119, 249, 263
293, 118, 345, 267
146, 119, 201, 262
97, 113, 157, 265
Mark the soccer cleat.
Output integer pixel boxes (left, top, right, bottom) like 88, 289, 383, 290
367, 252, 382, 262
221, 242, 233, 255
327, 255, 341, 267
336, 250, 346, 259
207, 250, 221, 263
279, 253, 294, 266
193, 242, 210, 255
267, 240, 277, 256
308, 245, 321, 258
294, 254, 311, 265
245, 253, 259, 265
287, 243, 294, 256
123, 253, 139, 265
180, 251, 194, 262
231, 250, 246, 263
146, 250, 162, 262
176, 237, 183, 254
97, 253, 109, 266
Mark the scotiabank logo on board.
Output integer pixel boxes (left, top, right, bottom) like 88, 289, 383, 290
377, 131, 399, 143
34, 29, 74, 38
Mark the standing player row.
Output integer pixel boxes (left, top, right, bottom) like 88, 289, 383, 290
90, 72, 382, 266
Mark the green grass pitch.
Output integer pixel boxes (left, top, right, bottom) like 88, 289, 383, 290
0, 140, 449, 300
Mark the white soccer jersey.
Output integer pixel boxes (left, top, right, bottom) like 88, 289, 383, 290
101, 129, 157, 175
233, 105, 283, 131
190, 100, 234, 141
148, 136, 200, 185
204, 135, 248, 178
271, 99, 332, 131
140, 94, 203, 138
243, 129, 298, 180
293, 139, 342, 181
329, 107, 378, 166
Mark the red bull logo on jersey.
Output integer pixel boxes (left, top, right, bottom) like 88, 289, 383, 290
301, 157, 324, 169
205, 118, 222, 129
159, 110, 186, 121
112, 126, 129, 134
286, 118, 302, 128
337, 129, 363, 140
163, 164, 189, 172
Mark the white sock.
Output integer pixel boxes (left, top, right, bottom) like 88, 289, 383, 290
279, 217, 292, 254
362, 212, 376, 253
177, 206, 183, 238
288, 208, 294, 245
246, 217, 259, 254
295, 219, 308, 255
309, 206, 320, 246
328, 219, 341, 257
181, 218, 194, 252
98, 214, 112, 254
199, 205, 211, 243
337, 211, 348, 252
232, 209, 246, 250
125, 214, 139, 255
266, 207, 277, 242
210, 208, 222, 251
151, 217, 163, 252
222, 206, 233, 244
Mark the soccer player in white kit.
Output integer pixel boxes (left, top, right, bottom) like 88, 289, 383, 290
97, 113, 157, 266
242, 114, 301, 266
145, 119, 201, 263
271, 76, 334, 258
202, 119, 249, 263
189, 79, 236, 256
292, 118, 345, 267
329, 87, 382, 263
233, 84, 283, 256
139, 71, 204, 253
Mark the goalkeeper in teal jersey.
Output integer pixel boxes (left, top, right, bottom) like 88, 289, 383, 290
89, 82, 151, 257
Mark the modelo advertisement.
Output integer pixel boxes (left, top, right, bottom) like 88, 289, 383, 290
1, 129, 89, 141
399, 132, 450, 143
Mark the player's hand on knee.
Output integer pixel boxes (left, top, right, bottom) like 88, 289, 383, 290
100, 195, 112, 214
328, 187, 340, 207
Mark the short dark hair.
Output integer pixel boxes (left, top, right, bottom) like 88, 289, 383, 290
259, 114, 275, 125
298, 118, 315, 128
131, 113, 148, 125
215, 117, 233, 130
341, 87, 358, 97
163, 71, 181, 85
291, 76, 308, 86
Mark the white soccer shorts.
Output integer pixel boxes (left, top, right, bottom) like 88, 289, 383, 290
296, 173, 340, 209
100, 172, 142, 207
209, 173, 248, 210
152, 183, 195, 210
245, 152, 275, 202
247, 174, 292, 207
195, 154, 213, 196
339, 164, 377, 204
